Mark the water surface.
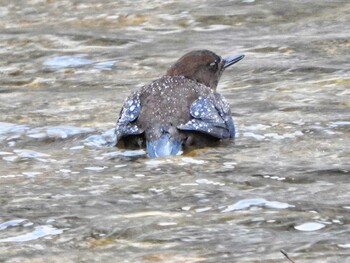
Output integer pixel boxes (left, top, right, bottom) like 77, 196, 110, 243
1, 0, 349, 262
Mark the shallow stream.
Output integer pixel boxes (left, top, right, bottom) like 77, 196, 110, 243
0, 1, 349, 262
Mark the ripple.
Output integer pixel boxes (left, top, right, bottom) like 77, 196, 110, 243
145, 159, 166, 167
0, 225, 64, 242
94, 60, 117, 70
328, 121, 350, 128
195, 178, 224, 186
28, 126, 94, 139
22, 172, 42, 177
195, 207, 212, 213
0, 123, 96, 143
14, 149, 50, 158
2, 155, 17, 162
242, 132, 265, 140
193, 24, 231, 32
294, 222, 325, 232
222, 198, 294, 212
84, 166, 108, 171
262, 175, 286, 181
43, 55, 93, 70
180, 157, 207, 165
120, 150, 146, 157
84, 128, 115, 147
0, 219, 26, 230
101, 149, 146, 158
0, 151, 12, 155
242, 130, 303, 141
243, 124, 270, 131
43, 55, 117, 71
338, 244, 350, 249
0, 122, 29, 135
158, 222, 178, 226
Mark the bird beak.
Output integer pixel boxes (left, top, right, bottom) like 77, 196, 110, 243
223, 54, 245, 69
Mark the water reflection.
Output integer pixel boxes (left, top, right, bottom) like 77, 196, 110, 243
294, 222, 325, 232
43, 55, 117, 71
1, 0, 350, 262
222, 198, 294, 212
0, 224, 65, 243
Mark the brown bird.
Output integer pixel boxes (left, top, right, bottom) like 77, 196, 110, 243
114, 50, 244, 157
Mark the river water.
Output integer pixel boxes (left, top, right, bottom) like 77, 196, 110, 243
0, 0, 349, 262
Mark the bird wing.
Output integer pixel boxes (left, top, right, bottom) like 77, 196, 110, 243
212, 92, 236, 138
114, 92, 144, 145
177, 94, 235, 139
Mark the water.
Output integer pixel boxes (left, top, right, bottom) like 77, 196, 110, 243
1, 0, 349, 262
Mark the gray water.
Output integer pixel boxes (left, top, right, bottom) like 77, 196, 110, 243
1, 0, 350, 262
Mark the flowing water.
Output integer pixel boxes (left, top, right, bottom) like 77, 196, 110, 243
0, 0, 349, 262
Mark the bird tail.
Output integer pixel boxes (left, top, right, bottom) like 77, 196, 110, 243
146, 133, 182, 158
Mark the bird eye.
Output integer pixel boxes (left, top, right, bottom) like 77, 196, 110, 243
208, 61, 218, 71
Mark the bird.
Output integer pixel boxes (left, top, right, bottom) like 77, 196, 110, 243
114, 49, 244, 158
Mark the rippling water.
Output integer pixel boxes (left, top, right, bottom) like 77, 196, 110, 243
1, 0, 349, 262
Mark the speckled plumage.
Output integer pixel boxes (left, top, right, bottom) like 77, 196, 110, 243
115, 50, 244, 157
